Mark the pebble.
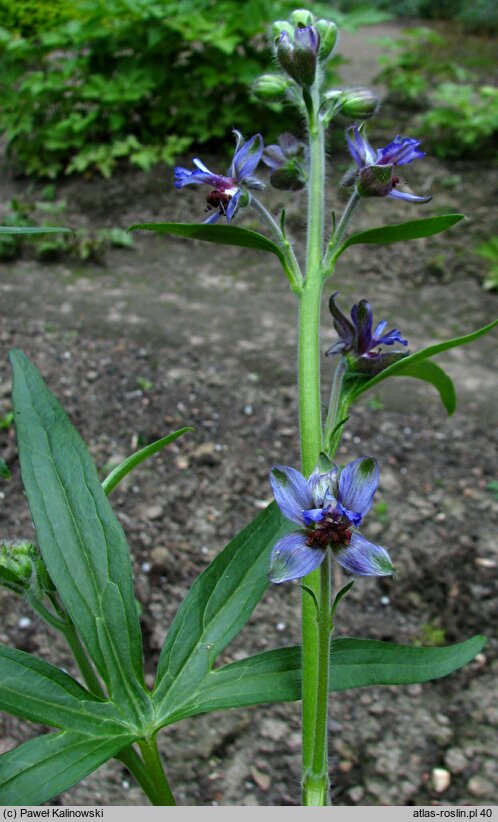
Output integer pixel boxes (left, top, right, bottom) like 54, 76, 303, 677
348, 785, 364, 803
467, 775, 494, 798
444, 747, 467, 774
191, 442, 220, 466
431, 767, 451, 793
150, 546, 172, 571
250, 767, 271, 791
143, 504, 164, 521
260, 718, 287, 742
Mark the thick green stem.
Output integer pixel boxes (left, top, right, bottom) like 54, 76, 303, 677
137, 737, 176, 806
299, 88, 330, 806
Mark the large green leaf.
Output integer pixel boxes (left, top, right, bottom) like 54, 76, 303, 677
9, 350, 149, 721
102, 427, 193, 495
165, 635, 486, 719
0, 644, 130, 735
350, 318, 498, 408
152, 502, 288, 726
0, 226, 72, 235
330, 214, 465, 265
129, 222, 287, 267
0, 730, 133, 805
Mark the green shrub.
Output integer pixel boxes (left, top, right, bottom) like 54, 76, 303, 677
0, 0, 390, 179
418, 83, 498, 159
0, 0, 73, 35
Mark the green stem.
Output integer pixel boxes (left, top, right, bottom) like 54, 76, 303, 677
299, 87, 330, 806
137, 737, 176, 806
117, 745, 168, 806
61, 619, 106, 698
323, 190, 361, 275
324, 358, 350, 456
250, 194, 303, 291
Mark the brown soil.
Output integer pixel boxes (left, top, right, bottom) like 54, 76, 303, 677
0, 22, 497, 808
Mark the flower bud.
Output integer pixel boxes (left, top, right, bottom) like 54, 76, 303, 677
293, 25, 320, 87
0, 540, 35, 594
272, 20, 294, 40
291, 8, 315, 27
276, 31, 297, 79
339, 88, 379, 120
263, 133, 307, 191
315, 19, 338, 60
252, 74, 291, 102
357, 164, 393, 197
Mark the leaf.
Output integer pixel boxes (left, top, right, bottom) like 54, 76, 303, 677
351, 318, 498, 411
0, 226, 72, 235
0, 458, 10, 479
9, 350, 149, 719
152, 502, 289, 726
331, 214, 465, 264
0, 730, 134, 805
167, 635, 486, 719
102, 427, 193, 495
0, 643, 130, 735
129, 222, 288, 267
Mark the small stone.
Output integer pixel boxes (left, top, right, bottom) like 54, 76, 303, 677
407, 684, 423, 696
250, 767, 271, 791
86, 370, 99, 381
175, 455, 189, 470
18, 617, 32, 629
143, 504, 164, 521
150, 546, 172, 572
348, 785, 364, 803
445, 747, 467, 774
431, 767, 451, 793
260, 718, 287, 741
467, 776, 494, 798
191, 442, 220, 466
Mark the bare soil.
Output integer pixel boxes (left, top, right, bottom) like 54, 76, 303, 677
0, 22, 497, 807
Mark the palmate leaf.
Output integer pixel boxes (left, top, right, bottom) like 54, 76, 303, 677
9, 350, 150, 721
129, 222, 288, 268
152, 502, 290, 727
0, 730, 134, 806
0, 643, 130, 735
349, 318, 498, 413
330, 214, 465, 266
166, 635, 486, 719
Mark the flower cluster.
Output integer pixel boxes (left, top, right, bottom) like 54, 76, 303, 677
269, 458, 394, 583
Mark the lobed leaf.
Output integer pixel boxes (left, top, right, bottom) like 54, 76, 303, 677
167, 635, 486, 719
129, 222, 288, 267
0, 644, 130, 735
350, 318, 498, 411
0, 730, 133, 805
102, 427, 193, 495
330, 214, 465, 265
152, 502, 289, 726
9, 350, 149, 720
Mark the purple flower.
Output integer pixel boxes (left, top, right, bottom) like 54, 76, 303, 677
174, 131, 264, 223
346, 125, 430, 203
262, 133, 307, 190
269, 458, 394, 583
327, 293, 408, 370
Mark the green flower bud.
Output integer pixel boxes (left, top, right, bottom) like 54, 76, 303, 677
0, 540, 36, 594
252, 74, 291, 102
315, 19, 338, 60
291, 8, 315, 27
272, 20, 294, 40
339, 88, 379, 120
357, 164, 394, 197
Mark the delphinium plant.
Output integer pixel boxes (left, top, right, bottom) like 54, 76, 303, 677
1, 8, 497, 807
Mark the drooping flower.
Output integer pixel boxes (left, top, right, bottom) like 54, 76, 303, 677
326, 292, 408, 374
174, 131, 264, 223
269, 458, 394, 583
262, 133, 307, 190
345, 125, 430, 203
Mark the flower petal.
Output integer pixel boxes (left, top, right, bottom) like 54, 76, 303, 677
231, 133, 264, 181
225, 189, 241, 222
351, 300, 374, 355
269, 532, 326, 583
334, 531, 394, 576
346, 126, 376, 168
308, 466, 338, 508
388, 189, 432, 204
376, 135, 425, 167
270, 465, 312, 525
329, 292, 355, 348
302, 506, 329, 525
373, 326, 408, 347
338, 457, 379, 521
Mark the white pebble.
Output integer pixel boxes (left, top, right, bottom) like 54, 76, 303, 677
18, 617, 32, 629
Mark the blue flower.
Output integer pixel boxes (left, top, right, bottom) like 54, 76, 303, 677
269, 458, 394, 583
174, 131, 264, 223
326, 293, 408, 373
346, 125, 430, 203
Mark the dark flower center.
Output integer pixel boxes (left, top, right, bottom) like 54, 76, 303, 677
306, 516, 352, 550
206, 190, 233, 214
